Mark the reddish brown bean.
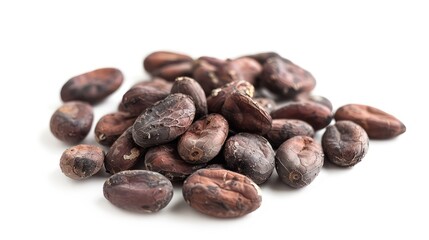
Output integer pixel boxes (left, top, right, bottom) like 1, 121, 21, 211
145, 144, 206, 182
222, 91, 272, 135
152, 61, 193, 81
322, 121, 369, 167
105, 128, 144, 174
61, 68, 123, 104
253, 97, 276, 113
132, 93, 196, 148
143, 51, 193, 73
60, 144, 104, 180
178, 114, 229, 164
261, 57, 315, 98
182, 169, 262, 218
271, 101, 332, 131
50, 101, 93, 144
121, 86, 169, 116
132, 78, 173, 92
334, 104, 406, 139
94, 112, 136, 147
207, 80, 254, 113
103, 170, 173, 213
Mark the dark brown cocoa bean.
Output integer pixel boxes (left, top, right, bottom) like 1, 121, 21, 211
253, 97, 276, 113
271, 101, 332, 131
192, 57, 235, 96
121, 86, 169, 116
322, 121, 369, 167
105, 128, 144, 174
95, 112, 136, 147
61, 68, 123, 104
182, 168, 262, 218
242, 52, 283, 64
145, 143, 206, 181
265, 119, 315, 148
222, 91, 272, 135
132, 77, 173, 92
103, 170, 173, 213
261, 57, 315, 98
50, 101, 93, 144
152, 61, 193, 81
60, 144, 104, 180
178, 114, 229, 164
275, 136, 324, 188
143, 51, 192, 73
132, 93, 196, 148
334, 104, 406, 139
230, 57, 262, 85
224, 133, 275, 184
207, 80, 254, 113
171, 76, 208, 118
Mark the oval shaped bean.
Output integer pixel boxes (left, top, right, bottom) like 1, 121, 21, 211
103, 170, 173, 213
265, 119, 314, 148
60, 144, 104, 180
61, 68, 123, 104
183, 168, 262, 218
132, 93, 196, 148
50, 101, 93, 144
94, 112, 136, 147
334, 104, 406, 139
171, 76, 208, 118
275, 136, 324, 188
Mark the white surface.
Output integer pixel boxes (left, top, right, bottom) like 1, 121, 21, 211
1, 1, 427, 239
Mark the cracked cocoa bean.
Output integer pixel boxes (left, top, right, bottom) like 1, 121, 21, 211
334, 104, 406, 139
171, 76, 207, 118
265, 119, 314, 148
322, 120, 369, 167
105, 127, 144, 174
94, 112, 136, 146
61, 68, 123, 104
50, 101, 93, 144
60, 144, 104, 180
103, 170, 173, 213
271, 101, 332, 131
132, 93, 196, 148
178, 114, 229, 164
182, 168, 262, 218
145, 143, 206, 182
224, 133, 275, 184
275, 136, 324, 188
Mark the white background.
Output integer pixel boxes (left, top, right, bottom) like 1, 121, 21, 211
1, 1, 427, 239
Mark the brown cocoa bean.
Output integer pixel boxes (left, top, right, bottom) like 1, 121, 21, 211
182, 168, 262, 218
132, 93, 196, 148
253, 97, 276, 113
171, 76, 208, 118
178, 114, 229, 164
121, 86, 169, 116
222, 91, 272, 135
271, 101, 332, 131
95, 112, 136, 147
105, 127, 144, 174
103, 170, 173, 213
275, 136, 324, 188
61, 68, 123, 104
265, 119, 315, 148
322, 120, 369, 167
132, 77, 173, 92
261, 57, 315, 98
152, 61, 193, 81
60, 144, 104, 180
207, 80, 254, 113
143, 51, 192, 73
145, 144, 206, 181
50, 101, 93, 144
334, 104, 406, 139
224, 133, 275, 184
